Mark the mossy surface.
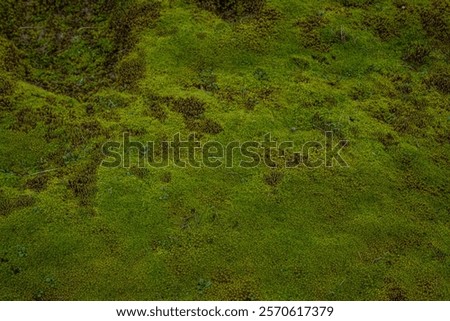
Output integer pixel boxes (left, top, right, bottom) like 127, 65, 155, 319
0, 0, 449, 300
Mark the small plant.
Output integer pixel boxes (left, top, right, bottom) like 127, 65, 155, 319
16, 246, 27, 258
160, 172, 172, 183
197, 278, 212, 293
253, 68, 269, 81
32, 289, 45, 301
195, 68, 219, 92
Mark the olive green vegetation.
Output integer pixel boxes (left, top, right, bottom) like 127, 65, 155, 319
0, 0, 449, 300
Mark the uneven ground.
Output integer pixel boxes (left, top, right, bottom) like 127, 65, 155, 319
0, 0, 449, 300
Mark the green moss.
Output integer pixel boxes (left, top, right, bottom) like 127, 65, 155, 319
171, 97, 206, 119
424, 66, 450, 94
143, 93, 168, 121
115, 52, 147, 91
109, 0, 161, 55
0, 76, 15, 97
0, 0, 449, 301
296, 14, 330, 51
0, 190, 35, 217
420, 0, 450, 42
129, 166, 150, 179
364, 11, 399, 40
67, 159, 99, 208
402, 43, 430, 67
25, 174, 49, 192
263, 170, 284, 187
336, 0, 376, 8
192, 0, 266, 20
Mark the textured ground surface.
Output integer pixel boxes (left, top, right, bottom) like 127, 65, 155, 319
0, 0, 449, 300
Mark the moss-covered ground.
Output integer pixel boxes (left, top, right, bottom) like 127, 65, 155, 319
0, 0, 449, 300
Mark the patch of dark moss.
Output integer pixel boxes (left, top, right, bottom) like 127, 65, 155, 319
311, 111, 334, 131
402, 43, 430, 68
424, 67, 450, 94
67, 159, 99, 207
0, 191, 35, 217
350, 87, 372, 101
296, 14, 330, 52
390, 74, 414, 96
192, 0, 266, 20
387, 285, 408, 301
291, 56, 310, 70
25, 174, 49, 192
0, 76, 15, 97
160, 172, 172, 183
9, 107, 38, 133
0, 1, 117, 97
108, 0, 161, 57
311, 53, 329, 65
364, 12, 399, 40
420, 0, 450, 42
115, 52, 147, 91
251, 7, 282, 36
129, 166, 150, 179
336, 0, 376, 8
0, 38, 26, 75
171, 97, 206, 119
143, 93, 167, 121
0, 97, 14, 113
187, 118, 223, 135
0, 0, 160, 98
370, 100, 431, 135
264, 171, 284, 187
377, 132, 399, 149
67, 120, 106, 147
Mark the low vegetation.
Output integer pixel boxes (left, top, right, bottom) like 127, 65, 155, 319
0, 0, 448, 300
